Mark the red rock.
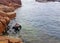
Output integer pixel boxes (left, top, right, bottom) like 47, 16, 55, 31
9, 3, 21, 9
3, 17, 10, 24
0, 36, 23, 43
0, 4, 15, 12
0, 0, 21, 34
0, 11, 16, 20
7, 12, 16, 19
0, 11, 7, 17
0, 39, 8, 43
0, 18, 7, 27
0, 16, 10, 24
0, 0, 22, 7
0, 22, 6, 34
8, 37, 23, 43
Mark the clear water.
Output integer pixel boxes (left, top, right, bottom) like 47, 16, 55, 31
16, 0, 60, 43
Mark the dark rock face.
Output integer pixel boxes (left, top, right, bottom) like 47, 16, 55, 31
36, 0, 60, 2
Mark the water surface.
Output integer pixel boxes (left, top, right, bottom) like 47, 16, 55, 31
16, 0, 60, 43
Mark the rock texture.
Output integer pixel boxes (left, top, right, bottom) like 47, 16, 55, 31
0, 36, 23, 43
0, 0, 22, 6
0, 0, 22, 34
36, 0, 60, 2
0, 0, 22, 43
0, 11, 16, 34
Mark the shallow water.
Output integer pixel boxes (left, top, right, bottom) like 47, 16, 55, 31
16, 0, 60, 43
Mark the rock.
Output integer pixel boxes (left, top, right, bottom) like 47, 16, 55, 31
10, 0, 22, 5
0, 11, 16, 20
0, 11, 7, 17
0, 16, 10, 24
0, 36, 8, 43
7, 12, 16, 19
0, 36, 23, 43
0, 18, 7, 27
36, 0, 60, 2
0, 0, 21, 35
0, 11, 16, 34
0, 0, 22, 7
3, 17, 10, 24
0, 39, 8, 43
8, 3, 21, 9
9, 38, 21, 43
0, 16, 10, 34
0, 22, 6, 34
0, 4, 15, 12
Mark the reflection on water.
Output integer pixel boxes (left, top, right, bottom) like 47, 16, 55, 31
16, 0, 60, 43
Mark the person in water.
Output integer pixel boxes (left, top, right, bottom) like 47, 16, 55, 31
12, 23, 22, 33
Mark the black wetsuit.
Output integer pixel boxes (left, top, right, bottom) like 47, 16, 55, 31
12, 25, 22, 33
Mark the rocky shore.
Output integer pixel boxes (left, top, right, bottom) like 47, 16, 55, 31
0, 0, 22, 43
36, 0, 60, 2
